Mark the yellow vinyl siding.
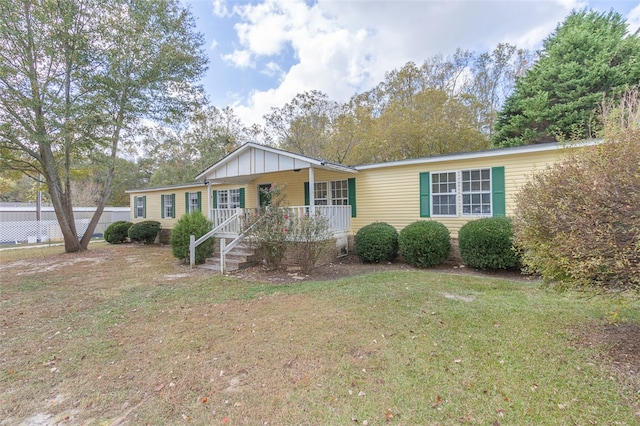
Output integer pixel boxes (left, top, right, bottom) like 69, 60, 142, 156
245, 169, 354, 208
126, 143, 580, 237
129, 185, 205, 229
352, 148, 569, 237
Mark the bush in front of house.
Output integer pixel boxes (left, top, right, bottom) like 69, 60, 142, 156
513, 127, 640, 291
399, 221, 450, 268
170, 211, 214, 264
128, 221, 161, 244
247, 184, 290, 270
104, 221, 133, 244
354, 222, 398, 263
458, 217, 520, 270
288, 213, 332, 274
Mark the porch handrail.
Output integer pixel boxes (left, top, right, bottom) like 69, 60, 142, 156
219, 215, 264, 274
189, 211, 241, 268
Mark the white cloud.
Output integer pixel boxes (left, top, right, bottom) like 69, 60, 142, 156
627, 4, 640, 35
262, 61, 284, 78
219, 0, 602, 126
210, 39, 218, 50
212, 0, 230, 18
222, 49, 254, 68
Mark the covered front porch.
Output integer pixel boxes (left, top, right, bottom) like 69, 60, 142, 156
209, 205, 352, 238
190, 142, 358, 271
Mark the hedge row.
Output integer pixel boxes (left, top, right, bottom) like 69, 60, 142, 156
355, 217, 520, 270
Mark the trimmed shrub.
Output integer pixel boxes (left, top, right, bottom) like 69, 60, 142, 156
170, 211, 214, 264
128, 221, 161, 244
458, 217, 520, 270
399, 221, 450, 268
354, 222, 398, 263
104, 221, 133, 244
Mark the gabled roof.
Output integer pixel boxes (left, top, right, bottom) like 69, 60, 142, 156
125, 182, 205, 194
353, 139, 602, 170
195, 142, 357, 183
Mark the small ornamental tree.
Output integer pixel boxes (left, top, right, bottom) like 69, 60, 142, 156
458, 217, 520, 270
288, 213, 332, 274
170, 211, 214, 264
247, 184, 290, 270
398, 221, 450, 268
354, 222, 398, 263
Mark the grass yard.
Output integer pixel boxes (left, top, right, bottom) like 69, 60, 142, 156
1, 243, 639, 425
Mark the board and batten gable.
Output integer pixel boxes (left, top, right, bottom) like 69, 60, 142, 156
202, 144, 314, 180
351, 143, 584, 237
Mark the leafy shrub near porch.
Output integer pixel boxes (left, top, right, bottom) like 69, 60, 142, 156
288, 214, 332, 274
170, 211, 214, 264
247, 184, 290, 270
104, 221, 133, 244
399, 221, 450, 268
355, 222, 398, 263
128, 221, 161, 244
458, 217, 520, 270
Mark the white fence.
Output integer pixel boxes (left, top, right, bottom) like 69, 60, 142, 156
0, 207, 130, 245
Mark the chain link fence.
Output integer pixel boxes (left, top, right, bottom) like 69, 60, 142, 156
0, 207, 130, 245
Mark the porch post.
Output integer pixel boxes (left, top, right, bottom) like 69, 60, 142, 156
207, 181, 213, 221
308, 166, 315, 215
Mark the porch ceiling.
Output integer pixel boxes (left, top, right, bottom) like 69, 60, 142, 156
196, 142, 356, 183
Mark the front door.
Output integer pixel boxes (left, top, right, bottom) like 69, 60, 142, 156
258, 183, 272, 207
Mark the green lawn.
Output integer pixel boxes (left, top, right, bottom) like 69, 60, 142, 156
1, 244, 638, 425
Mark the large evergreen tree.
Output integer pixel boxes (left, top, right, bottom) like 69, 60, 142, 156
492, 9, 640, 147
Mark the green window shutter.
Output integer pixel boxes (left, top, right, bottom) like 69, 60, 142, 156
185, 192, 190, 213
171, 193, 176, 218
347, 178, 357, 217
133, 196, 138, 218
161, 194, 165, 218
212, 190, 218, 208
304, 182, 310, 205
419, 172, 430, 217
197, 191, 202, 211
239, 188, 245, 208
142, 196, 146, 218
492, 166, 506, 217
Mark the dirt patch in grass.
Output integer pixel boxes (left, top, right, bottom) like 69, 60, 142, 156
575, 322, 640, 396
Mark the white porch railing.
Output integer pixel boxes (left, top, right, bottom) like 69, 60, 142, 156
210, 205, 351, 235
194, 205, 351, 272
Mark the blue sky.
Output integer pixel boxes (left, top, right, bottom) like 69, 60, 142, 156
183, 0, 640, 127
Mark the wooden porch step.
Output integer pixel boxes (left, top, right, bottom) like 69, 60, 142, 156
198, 239, 259, 273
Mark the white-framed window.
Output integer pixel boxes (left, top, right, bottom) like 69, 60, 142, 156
331, 180, 349, 206
187, 192, 200, 213
217, 189, 241, 209
162, 194, 174, 218
314, 180, 348, 206
134, 196, 145, 218
314, 182, 328, 205
462, 168, 491, 215
431, 171, 457, 216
